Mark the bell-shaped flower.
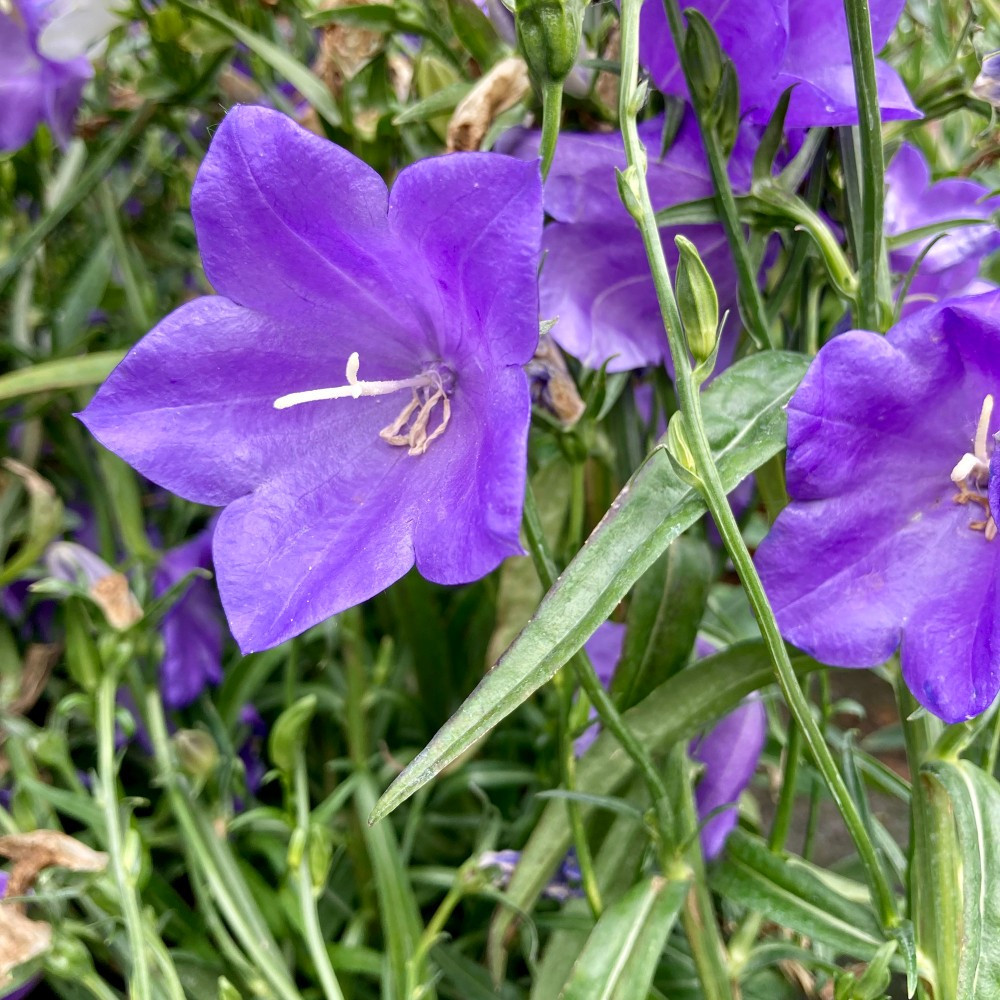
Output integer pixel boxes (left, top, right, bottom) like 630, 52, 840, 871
153, 524, 223, 709
639, 0, 919, 127
500, 112, 753, 373
80, 106, 542, 653
885, 143, 1000, 316
0, 0, 123, 152
756, 290, 1000, 723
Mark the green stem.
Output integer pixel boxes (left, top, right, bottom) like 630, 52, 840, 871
618, 0, 899, 933
842, 0, 888, 330
769, 713, 804, 851
145, 690, 303, 1000
538, 80, 564, 180
294, 754, 347, 1000
562, 720, 604, 917
656, 0, 775, 350
96, 672, 153, 1000
81, 971, 126, 1000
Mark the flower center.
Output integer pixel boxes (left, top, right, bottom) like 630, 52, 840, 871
272, 352, 453, 457
950, 394, 997, 541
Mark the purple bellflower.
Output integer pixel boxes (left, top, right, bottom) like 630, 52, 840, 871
80, 106, 542, 653
500, 112, 752, 373
0, 0, 121, 152
154, 524, 224, 709
639, 0, 919, 128
578, 623, 765, 859
755, 290, 1000, 723
885, 143, 1000, 316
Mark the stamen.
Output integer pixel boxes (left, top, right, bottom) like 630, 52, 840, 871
976, 395, 995, 463
950, 394, 998, 542
273, 352, 436, 410
379, 385, 452, 456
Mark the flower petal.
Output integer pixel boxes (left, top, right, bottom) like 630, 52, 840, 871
387, 151, 542, 368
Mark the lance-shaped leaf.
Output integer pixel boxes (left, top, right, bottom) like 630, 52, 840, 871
924, 760, 1000, 999
371, 350, 808, 824
558, 876, 689, 1000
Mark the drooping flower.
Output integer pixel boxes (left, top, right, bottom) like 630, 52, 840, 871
0, 0, 123, 152
755, 290, 1000, 723
500, 112, 752, 373
80, 106, 542, 653
973, 50, 1000, 108
639, 0, 920, 128
153, 524, 224, 709
577, 623, 765, 859
885, 143, 1000, 316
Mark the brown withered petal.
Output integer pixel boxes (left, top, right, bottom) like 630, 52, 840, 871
316, 0, 384, 88
0, 831, 108, 900
0, 907, 50, 989
447, 57, 531, 153
2, 644, 61, 717
88, 573, 143, 631
525, 335, 585, 428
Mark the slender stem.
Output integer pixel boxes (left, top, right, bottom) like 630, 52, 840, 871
562, 721, 604, 917
145, 690, 304, 1000
618, 0, 899, 932
294, 754, 347, 1000
656, 0, 775, 350
538, 80, 563, 180
81, 971, 126, 1000
842, 0, 888, 330
96, 672, 153, 1000
769, 714, 804, 851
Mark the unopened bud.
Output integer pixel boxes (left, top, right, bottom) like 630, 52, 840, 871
682, 10, 724, 105
711, 61, 740, 155
973, 51, 1000, 108
666, 413, 697, 476
174, 729, 220, 779
615, 165, 644, 220
515, 0, 585, 85
44, 542, 142, 631
674, 236, 719, 366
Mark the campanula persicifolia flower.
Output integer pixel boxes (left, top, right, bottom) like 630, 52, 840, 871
80, 106, 542, 653
756, 291, 1000, 723
577, 623, 765, 858
500, 112, 752, 373
639, 0, 919, 127
0, 0, 122, 152
885, 144, 1000, 316
154, 524, 224, 709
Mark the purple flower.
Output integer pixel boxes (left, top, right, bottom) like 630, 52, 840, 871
579, 624, 764, 858
0, 871, 38, 1000
690, 698, 766, 859
477, 849, 582, 902
0, 0, 113, 152
153, 524, 224, 709
755, 290, 1000, 723
80, 106, 541, 653
639, 0, 920, 127
885, 143, 1000, 316
500, 112, 752, 373
237, 705, 268, 796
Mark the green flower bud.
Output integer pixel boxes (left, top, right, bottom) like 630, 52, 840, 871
269, 694, 317, 777
666, 412, 697, 477
682, 10, 724, 105
515, 0, 585, 85
174, 729, 220, 779
674, 235, 719, 366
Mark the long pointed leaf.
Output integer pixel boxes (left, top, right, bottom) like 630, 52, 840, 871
371, 351, 808, 824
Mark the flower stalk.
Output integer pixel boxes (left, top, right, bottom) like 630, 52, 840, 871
618, 0, 900, 934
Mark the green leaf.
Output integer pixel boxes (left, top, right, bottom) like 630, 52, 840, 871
712, 830, 888, 960
487, 642, 818, 979
393, 81, 472, 125
0, 351, 125, 405
924, 760, 1000, 998
558, 876, 688, 1000
307, 2, 399, 31
446, 0, 504, 66
174, 1, 342, 128
371, 351, 808, 824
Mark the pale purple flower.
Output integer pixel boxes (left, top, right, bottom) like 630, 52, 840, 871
80, 106, 542, 653
154, 524, 223, 709
500, 112, 752, 373
579, 623, 765, 858
478, 848, 582, 902
885, 143, 1000, 316
0, 0, 121, 152
639, 0, 920, 127
756, 290, 1000, 723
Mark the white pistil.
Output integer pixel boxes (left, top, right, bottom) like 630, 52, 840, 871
273, 352, 437, 410
951, 394, 997, 542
